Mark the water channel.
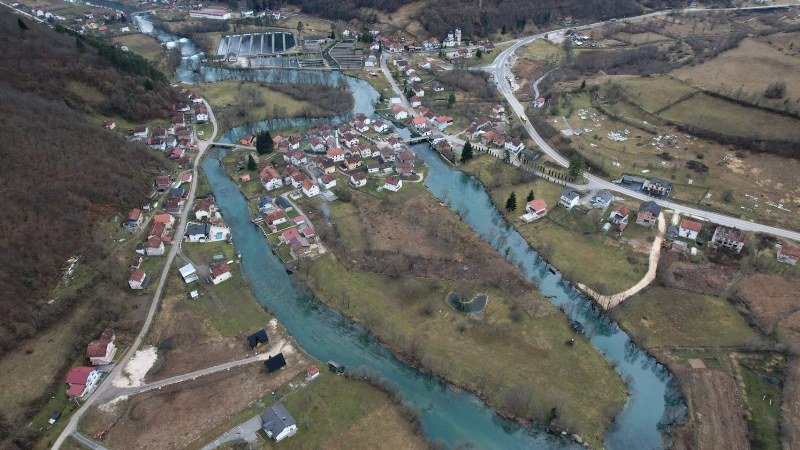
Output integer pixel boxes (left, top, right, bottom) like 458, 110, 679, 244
129, 11, 684, 449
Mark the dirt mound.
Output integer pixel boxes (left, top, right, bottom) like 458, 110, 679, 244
657, 253, 740, 295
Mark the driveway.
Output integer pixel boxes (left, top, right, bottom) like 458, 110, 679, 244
201, 415, 262, 449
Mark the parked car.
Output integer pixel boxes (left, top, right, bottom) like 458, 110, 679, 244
48, 411, 62, 425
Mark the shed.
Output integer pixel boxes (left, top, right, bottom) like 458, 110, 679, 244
247, 329, 269, 349
265, 353, 287, 373
327, 360, 345, 374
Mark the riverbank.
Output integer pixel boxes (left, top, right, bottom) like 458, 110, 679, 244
281, 177, 627, 447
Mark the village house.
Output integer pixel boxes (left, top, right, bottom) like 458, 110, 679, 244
373, 120, 389, 133
349, 172, 367, 188
185, 223, 211, 242
435, 116, 453, 130
260, 166, 284, 191
391, 105, 408, 120
265, 210, 288, 227
289, 236, 313, 259
533, 96, 546, 108
383, 176, 403, 192
209, 261, 232, 285
709, 226, 746, 253
643, 177, 672, 197
609, 204, 630, 232
101, 119, 116, 130
367, 162, 380, 174
155, 175, 172, 192
258, 195, 275, 213
777, 245, 800, 265
195, 104, 209, 122
521, 199, 548, 223
128, 268, 150, 290
132, 125, 149, 138
193, 198, 217, 221
65, 366, 100, 399
319, 157, 337, 174
123, 208, 142, 229
145, 236, 165, 256
559, 189, 581, 209
327, 148, 345, 162
365, 54, 377, 67
301, 179, 320, 197
678, 220, 702, 241
87, 330, 116, 366
343, 155, 363, 171
590, 190, 613, 209
504, 138, 525, 153
636, 201, 661, 228
411, 83, 425, 97
261, 404, 298, 442
410, 96, 422, 108
318, 174, 337, 190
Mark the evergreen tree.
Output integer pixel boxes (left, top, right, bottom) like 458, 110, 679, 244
526, 190, 535, 202
255, 131, 273, 155
296, 21, 304, 33
447, 92, 456, 108
18, 18, 28, 31
501, 24, 507, 34
505, 192, 517, 211
476, 48, 483, 59
569, 153, 584, 178
461, 141, 474, 163
248, 153, 258, 171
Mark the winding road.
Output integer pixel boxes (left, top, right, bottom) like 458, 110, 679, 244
52, 100, 219, 450
481, 5, 800, 241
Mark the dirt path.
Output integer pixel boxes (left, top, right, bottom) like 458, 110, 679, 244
579, 211, 667, 309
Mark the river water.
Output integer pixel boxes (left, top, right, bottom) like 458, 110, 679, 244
129, 11, 684, 449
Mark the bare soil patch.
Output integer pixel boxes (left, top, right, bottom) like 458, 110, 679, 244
737, 273, 800, 331
87, 348, 309, 449
686, 369, 749, 450
657, 253, 740, 295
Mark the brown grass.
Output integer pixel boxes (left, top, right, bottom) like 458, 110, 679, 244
737, 274, 800, 331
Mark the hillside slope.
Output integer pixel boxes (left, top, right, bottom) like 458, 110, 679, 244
285, 0, 684, 37
0, 14, 175, 447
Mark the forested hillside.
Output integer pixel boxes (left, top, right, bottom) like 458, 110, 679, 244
278, 0, 685, 37
1, 14, 179, 121
0, 15, 171, 357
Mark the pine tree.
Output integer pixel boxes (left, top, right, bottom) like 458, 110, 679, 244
18, 18, 28, 31
448, 92, 456, 108
476, 48, 483, 59
505, 192, 517, 211
526, 190, 535, 202
248, 153, 258, 171
461, 141, 474, 163
256, 131, 273, 155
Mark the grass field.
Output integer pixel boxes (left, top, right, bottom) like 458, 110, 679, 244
462, 156, 648, 295
194, 80, 317, 131
299, 254, 626, 447
615, 286, 762, 348
671, 37, 800, 113
267, 371, 428, 449
183, 241, 236, 265
519, 39, 565, 64
738, 354, 784, 450
660, 93, 800, 143
616, 75, 698, 113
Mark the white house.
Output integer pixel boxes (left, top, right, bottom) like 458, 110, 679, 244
389, 95, 403, 105
302, 180, 320, 197
87, 330, 116, 366
365, 55, 377, 67
260, 167, 284, 191
128, 269, 150, 290
185, 223, 210, 243
383, 176, 403, 192
318, 174, 337, 190
533, 96, 546, 108
559, 189, 581, 210
261, 404, 298, 442
210, 261, 232, 285
391, 105, 408, 120
679, 220, 702, 241
521, 199, 548, 223
349, 172, 367, 188
145, 237, 165, 256
66, 367, 100, 399
373, 120, 389, 133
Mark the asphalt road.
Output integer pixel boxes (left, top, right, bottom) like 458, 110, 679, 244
52, 101, 219, 450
